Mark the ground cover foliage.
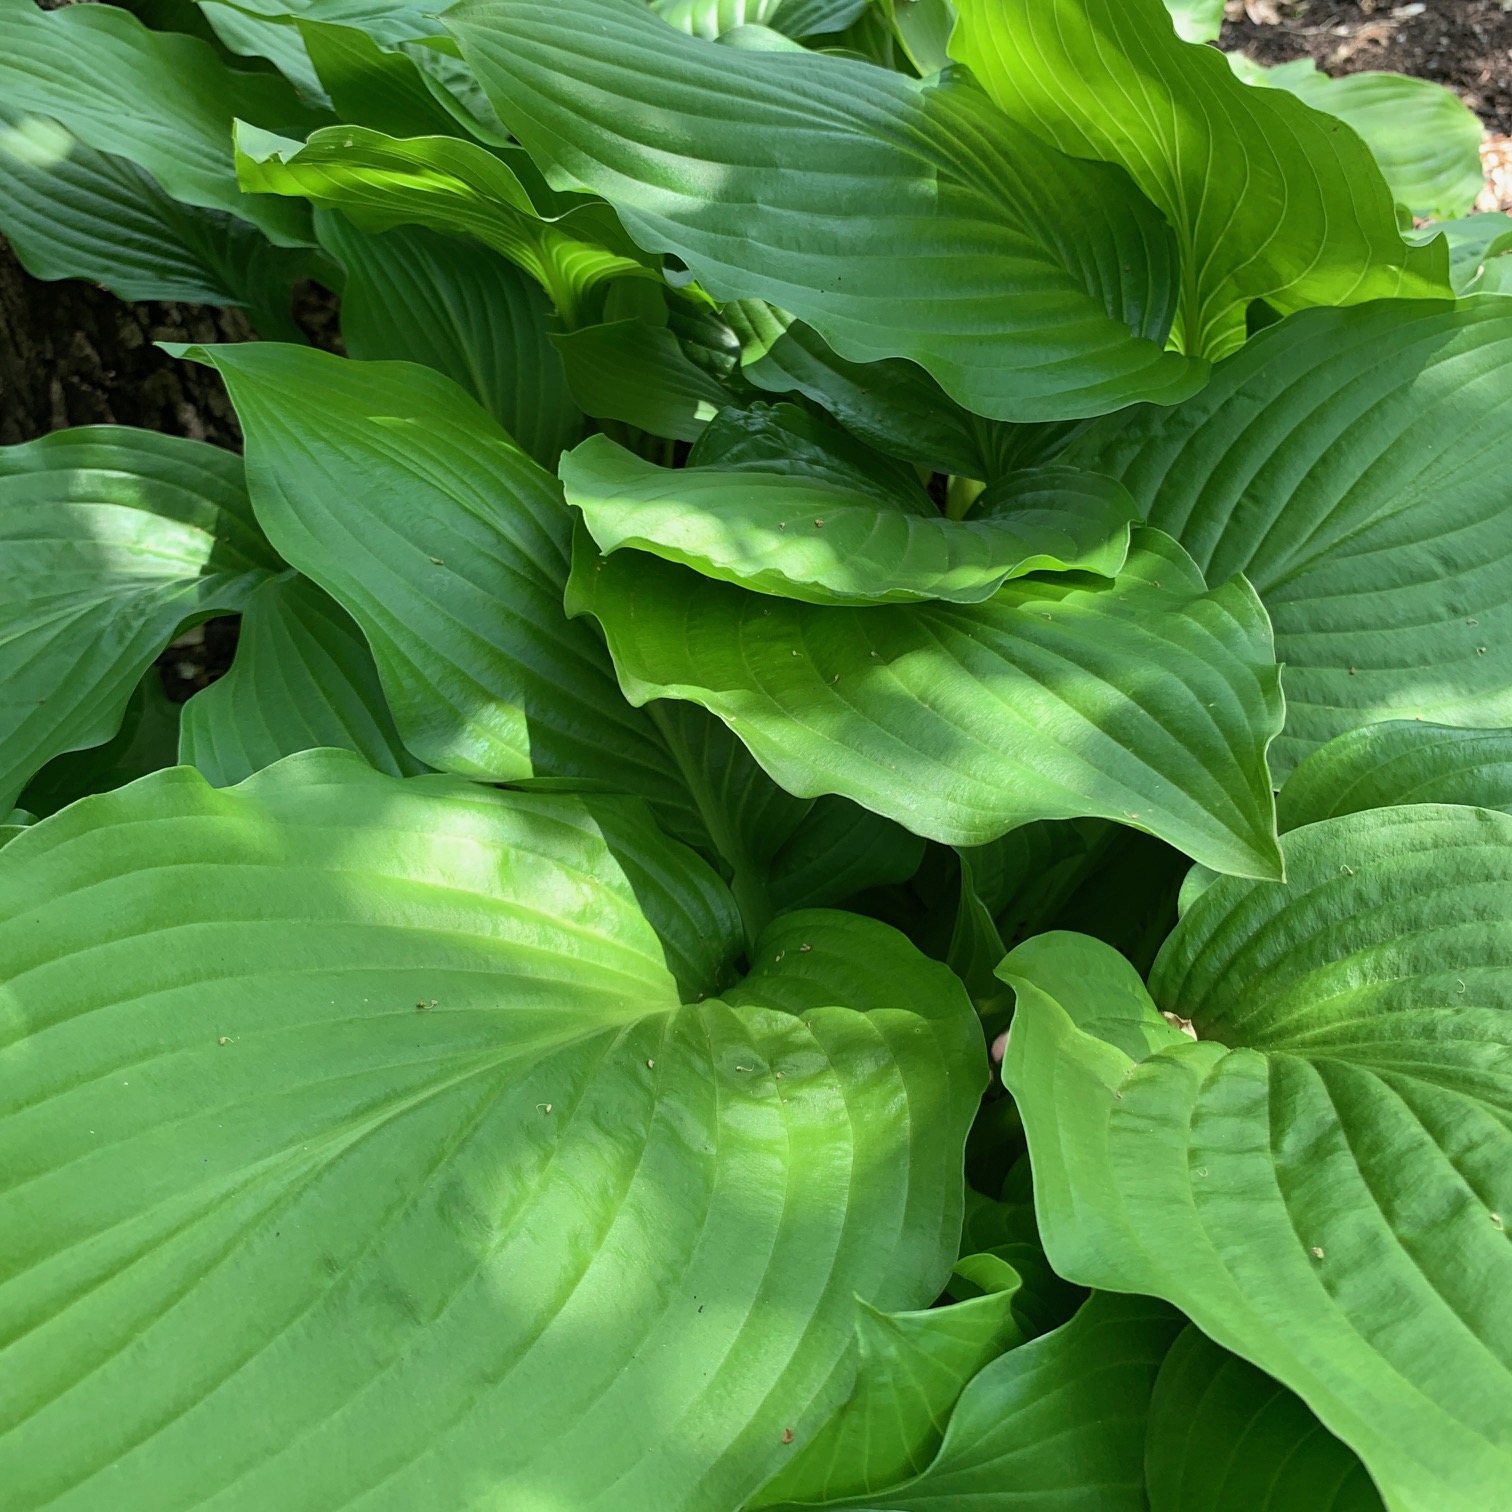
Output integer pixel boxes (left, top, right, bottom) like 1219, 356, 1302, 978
2, 0, 1511, 1507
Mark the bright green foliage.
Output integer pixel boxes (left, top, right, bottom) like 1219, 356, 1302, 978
0, 754, 981, 1511
1, 0, 1508, 1505
951, 0, 1450, 356
449, 0, 1204, 421
1227, 54, 1486, 221
0, 427, 276, 812
1073, 300, 1512, 778
1002, 808, 1512, 1511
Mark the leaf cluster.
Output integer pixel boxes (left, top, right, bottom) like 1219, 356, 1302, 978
1, 0, 1510, 1508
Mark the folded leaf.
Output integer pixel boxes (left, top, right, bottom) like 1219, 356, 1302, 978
0, 107, 307, 337
1072, 299, 1512, 779
317, 210, 584, 468
0, 0, 324, 246
179, 572, 427, 785
951, 0, 1450, 357
0, 427, 276, 813
177, 342, 697, 825
569, 524, 1285, 877
1229, 54, 1485, 222
446, 0, 1205, 422
234, 120, 657, 323
758, 1290, 1181, 1510
1002, 807, 1512, 1512
1278, 721, 1512, 830
564, 434, 1137, 605
1147, 1326, 1384, 1512
299, 16, 473, 137
0, 754, 981, 1512
751, 1257, 1027, 1506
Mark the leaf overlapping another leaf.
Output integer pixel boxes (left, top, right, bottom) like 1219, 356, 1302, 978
951, 0, 1450, 357
1002, 806, 1512, 1512
570, 524, 1285, 876
446, 0, 1205, 422
0, 427, 277, 813
1072, 299, 1512, 778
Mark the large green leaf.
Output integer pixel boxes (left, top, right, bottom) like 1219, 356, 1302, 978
751, 1257, 1027, 1506
0, 107, 306, 337
563, 435, 1138, 605
316, 210, 584, 469
0, 427, 277, 813
0, 752, 983, 1510
0, 0, 323, 246
1279, 722, 1512, 830
179, 572, 427, 785
1147, 1326, 1385, 1512
760, 1290, 1181, 1510
1228, 55, 1485, 222
951, 0, 1449, 358
177, 342, 697, 825
569, 524, 1284, 876
446, 0, 1206, 423
234, 120, 658, 323
1072, 299, 1512, 779
1001, 807, 1512, 1512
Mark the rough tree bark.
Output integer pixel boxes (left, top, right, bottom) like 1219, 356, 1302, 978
0, 235, 251, 449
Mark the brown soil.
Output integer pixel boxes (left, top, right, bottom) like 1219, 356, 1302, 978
1221, 1, 1512, 134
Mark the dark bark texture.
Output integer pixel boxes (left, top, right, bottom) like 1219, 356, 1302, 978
0, 235, 250, 449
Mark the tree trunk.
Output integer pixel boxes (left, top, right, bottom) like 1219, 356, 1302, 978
0, 235, 252, 448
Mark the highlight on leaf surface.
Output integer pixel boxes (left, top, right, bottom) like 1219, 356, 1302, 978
0, 752, 984, 1512
1000, 804, 1512, 1512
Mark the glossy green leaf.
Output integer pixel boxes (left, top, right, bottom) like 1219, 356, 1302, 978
760, 1290, 1181, 1510
751, 1257, 1027, 1507
1228, 54, 1485, 222
316, 210, 584, 469
951, 0, 1449, 358
569, 524, 1285, 876
1278, 721, 1512, 830
1002, 807, 1512, 1512
0, 427, 276, 813
553, 318, 731, 441
180, 572, 427, 785
1071, 299, 1512, 779
563, 434, 1138, 605
233, 120, 657, 323
0, 107, 307, 337
1147, 1326, 1385, 1512
447, 0, 1206, 423
177, 342, 697, 827
0, 0, 323, 246
0, 752, 983, 1511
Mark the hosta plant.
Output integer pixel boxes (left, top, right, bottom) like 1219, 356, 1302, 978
2, 0, 1511, 1508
